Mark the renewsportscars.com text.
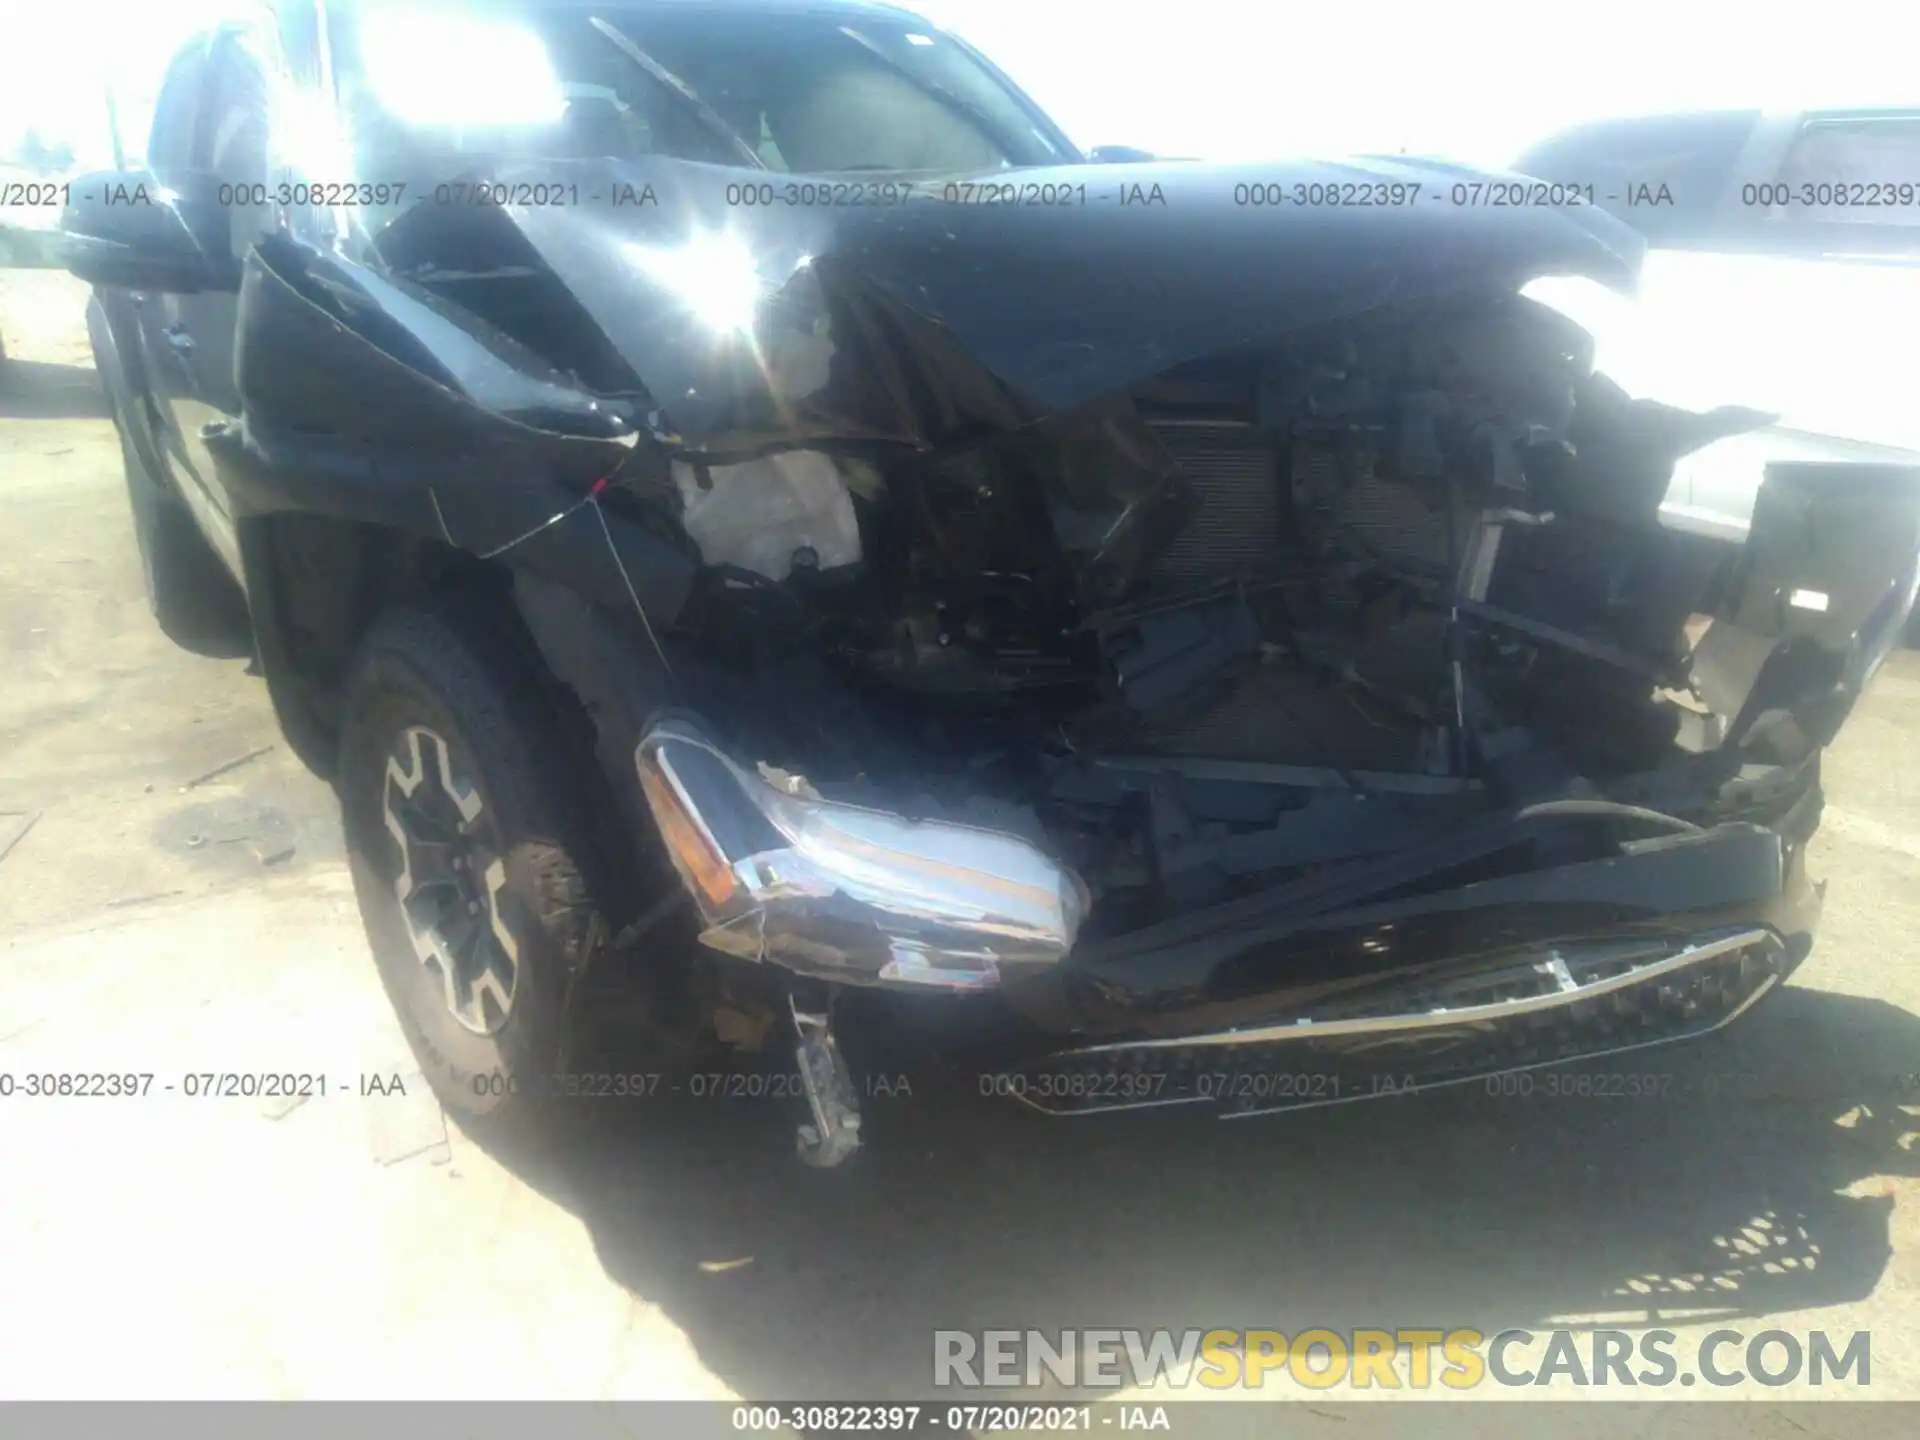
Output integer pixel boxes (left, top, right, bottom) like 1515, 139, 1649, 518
933, 1327, 1872, 1390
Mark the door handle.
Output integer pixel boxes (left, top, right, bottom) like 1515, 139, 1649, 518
162, 325, 195, 357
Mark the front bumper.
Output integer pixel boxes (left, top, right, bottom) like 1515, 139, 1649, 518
996, 923, 1793, 1116
636, 717, 1822, 1101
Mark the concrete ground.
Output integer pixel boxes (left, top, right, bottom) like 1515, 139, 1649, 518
0, 271, 1916, 1417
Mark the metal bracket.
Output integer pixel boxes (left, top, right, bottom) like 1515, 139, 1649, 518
791, 996, 862, 1168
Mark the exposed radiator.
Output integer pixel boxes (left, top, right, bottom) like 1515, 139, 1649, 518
1146, 421, 1283, 586
1294, 447, 1454, 576
1147, 421, 1456, 586
1139, 420, 1443, 768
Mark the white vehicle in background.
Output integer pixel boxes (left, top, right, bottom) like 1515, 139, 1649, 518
1514, 109, 1920, 558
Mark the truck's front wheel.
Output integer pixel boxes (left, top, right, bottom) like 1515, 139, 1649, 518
337, 602, 613, 1129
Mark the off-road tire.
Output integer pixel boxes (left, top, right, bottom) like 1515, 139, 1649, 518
338, 601, 613, 1132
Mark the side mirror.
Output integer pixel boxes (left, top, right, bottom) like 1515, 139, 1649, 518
60, 169, 238, 293
1088, 145, 1157, 164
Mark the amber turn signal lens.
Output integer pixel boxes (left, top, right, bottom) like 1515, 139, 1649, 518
640, 759, 738, 909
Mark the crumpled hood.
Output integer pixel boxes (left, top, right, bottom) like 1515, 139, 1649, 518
437, 153, 1646, 453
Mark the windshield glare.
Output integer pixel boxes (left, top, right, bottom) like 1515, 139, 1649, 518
339, 5, 1073, 179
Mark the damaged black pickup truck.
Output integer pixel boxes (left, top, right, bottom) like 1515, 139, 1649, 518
66, 0, 1920, 1164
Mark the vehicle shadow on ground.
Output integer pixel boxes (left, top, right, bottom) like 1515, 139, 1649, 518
0, 360, 109, 421
482, 981, 1918, 1400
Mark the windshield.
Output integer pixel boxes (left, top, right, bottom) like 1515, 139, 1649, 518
332, 3, 1076, 183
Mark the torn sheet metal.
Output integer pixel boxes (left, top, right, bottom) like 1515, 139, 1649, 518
209, 235, 698, 630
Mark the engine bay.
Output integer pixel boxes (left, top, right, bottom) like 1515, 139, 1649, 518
653, 290, 1800, 933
